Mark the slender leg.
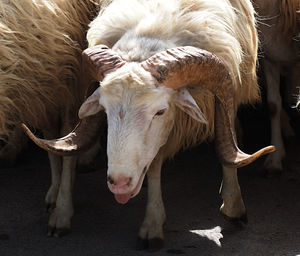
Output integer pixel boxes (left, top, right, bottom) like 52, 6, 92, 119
46, 115, 77, 237
45, 152, 62, 212
137, 153, 166, 252
263, 59, 284, 174
47, 155, 77, 237
285, 62, 300, 109
219, 166, 247, 224
43, 130, 62, 212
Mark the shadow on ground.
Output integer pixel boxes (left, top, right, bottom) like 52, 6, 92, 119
1, 113, 300, 255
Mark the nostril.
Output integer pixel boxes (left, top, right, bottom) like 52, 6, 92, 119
107, 175, 114, 185
128, 177, 132, 184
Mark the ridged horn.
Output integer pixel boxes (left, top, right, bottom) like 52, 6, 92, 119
141, 46, 275, 168
21, 114, 103, 156
82, 44, 126, 81
22, 45, 125, 156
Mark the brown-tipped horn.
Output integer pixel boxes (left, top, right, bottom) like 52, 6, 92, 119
21, 114, 104, 156
82, 44, 126, 82
215, 96, 275, 168
141, 46, 275, 168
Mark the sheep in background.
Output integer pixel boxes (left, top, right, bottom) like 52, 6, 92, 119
252, 0, 299, 175
0, 0, 110, 237
24, 0, 275, 250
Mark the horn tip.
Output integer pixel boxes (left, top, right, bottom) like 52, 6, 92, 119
221, 145, 276, 169
21, 123, 34, 138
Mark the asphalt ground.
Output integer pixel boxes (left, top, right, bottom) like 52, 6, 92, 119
1, 107, 300, 256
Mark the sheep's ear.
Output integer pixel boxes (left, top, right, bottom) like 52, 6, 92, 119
173, 88, 207, 123
79, 89, 103, 119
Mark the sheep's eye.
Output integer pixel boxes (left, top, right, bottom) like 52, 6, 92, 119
155, 109, 166, 116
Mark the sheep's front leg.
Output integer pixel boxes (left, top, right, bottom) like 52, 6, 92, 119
219, 166, 247, 224
45, 152, 62, 212
47, 155, 77, 237
43, 130, 62, 212
137, 154, 166, 252
263, 59, 284, 175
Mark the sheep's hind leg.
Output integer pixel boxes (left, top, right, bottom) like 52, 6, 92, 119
263, 59, 284, 175
219, 166, 247, 225
47, 155, 76, 237
137, 154, 166, 252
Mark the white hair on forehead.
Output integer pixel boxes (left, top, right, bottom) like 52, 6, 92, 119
101, 73, 171, 111
88, 0, 259, 107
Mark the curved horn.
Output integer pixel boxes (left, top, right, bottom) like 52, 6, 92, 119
22, 45, 123, 156
82, 44, 126, 81
141, 46, 275, 168
21, 113, 104, 156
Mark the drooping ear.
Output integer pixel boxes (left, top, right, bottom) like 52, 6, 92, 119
173, 88, 207, 123
78, 88, 103, 119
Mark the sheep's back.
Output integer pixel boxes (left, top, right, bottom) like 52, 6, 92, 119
0, 0, 103, 138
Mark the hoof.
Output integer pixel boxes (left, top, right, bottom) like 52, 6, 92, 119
136, 237, 164, 252
54, 228, 70, 238
47, 226, 70, 238
222, 212, 248, 227
136, 237, 148, 250
148, 238, 164, 252
47, 225, 55, 237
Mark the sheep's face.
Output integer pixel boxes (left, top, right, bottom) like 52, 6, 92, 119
79, 63, 206, 204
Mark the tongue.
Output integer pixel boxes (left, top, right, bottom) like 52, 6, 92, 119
115, 194, 131, 204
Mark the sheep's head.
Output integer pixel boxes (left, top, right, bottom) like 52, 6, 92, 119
22, 45, 275, 203
78, 62, 206, 203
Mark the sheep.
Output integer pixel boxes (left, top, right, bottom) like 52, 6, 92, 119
23, 0, 275, 250
0, 0, 110, 237
251, 0, 299, 175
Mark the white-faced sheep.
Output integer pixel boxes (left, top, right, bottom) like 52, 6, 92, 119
24, 0, 275, 250
252, 0, 299, 175
0, 0, 110, 237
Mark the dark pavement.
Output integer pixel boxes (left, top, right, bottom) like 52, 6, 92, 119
1, 112, 300, 255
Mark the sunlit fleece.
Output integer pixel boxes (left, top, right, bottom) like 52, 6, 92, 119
189, 226, 223, 247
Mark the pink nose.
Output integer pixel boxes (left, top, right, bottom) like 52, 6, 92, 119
107, 174, 131, 188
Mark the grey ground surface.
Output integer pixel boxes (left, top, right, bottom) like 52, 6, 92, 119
1, 116, 300, 256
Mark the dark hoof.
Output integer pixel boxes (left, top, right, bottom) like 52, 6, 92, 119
148, 238, 164, 252
222, 212, 248, 227
136, 236, 148, 250
54, 228, 70, 238
47, 226, 70, 238
136, 237, 164, 252
47, 226, 55, 237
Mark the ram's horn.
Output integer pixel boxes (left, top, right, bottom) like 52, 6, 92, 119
22, 44, 125, 156
22, 114, 104, 156
82, 44, 126, 81
141, 46, 275, 168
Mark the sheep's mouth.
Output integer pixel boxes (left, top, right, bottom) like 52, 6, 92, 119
114, 166, 147, 204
